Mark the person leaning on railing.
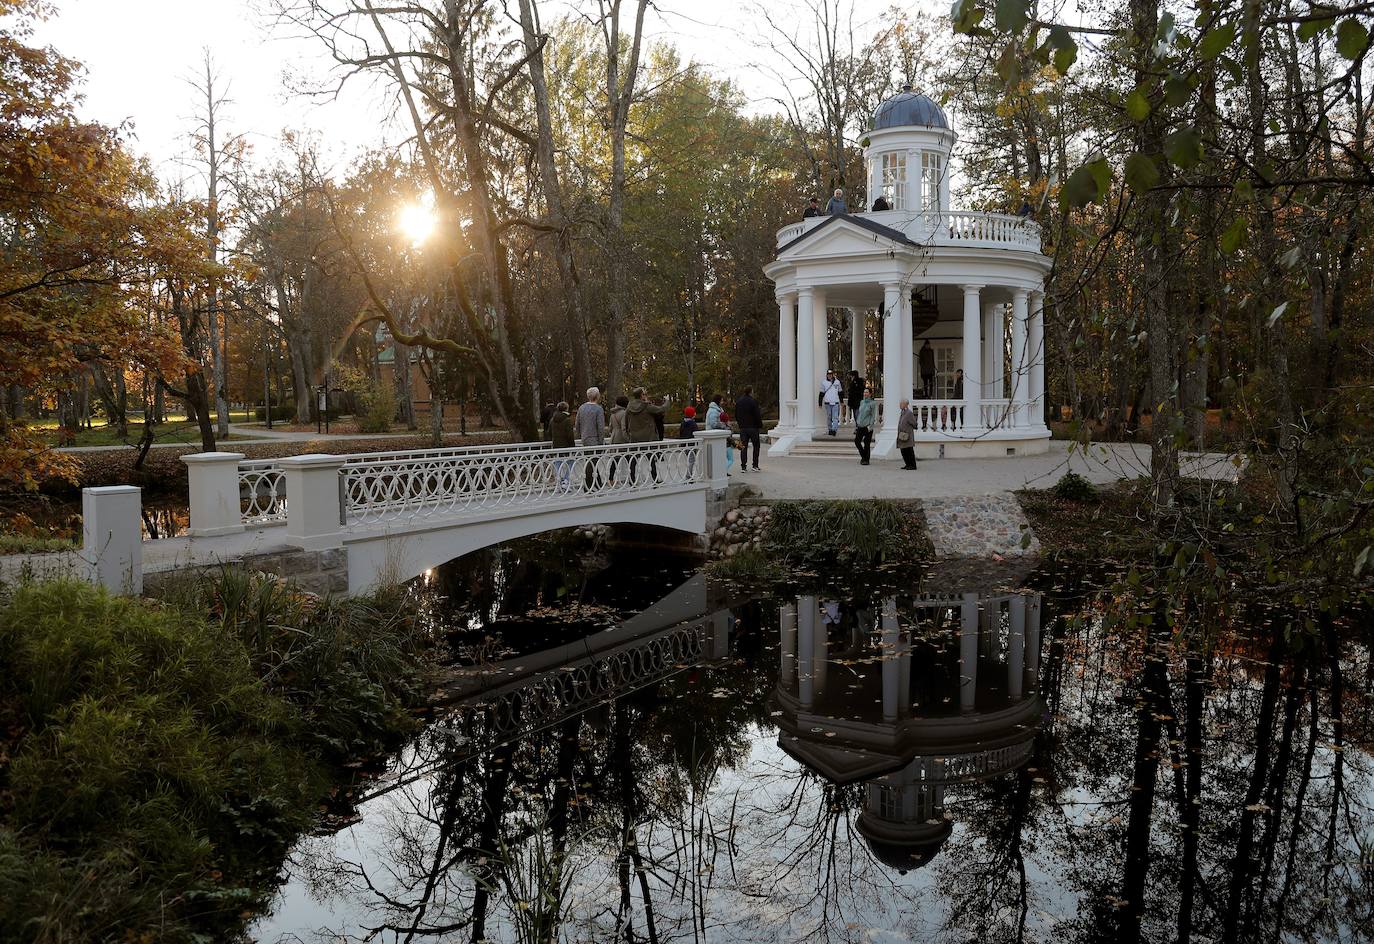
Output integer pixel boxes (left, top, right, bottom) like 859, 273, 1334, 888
625, 387, 667, 484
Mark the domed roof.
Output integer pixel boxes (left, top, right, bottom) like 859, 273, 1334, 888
872, 85, 948, 131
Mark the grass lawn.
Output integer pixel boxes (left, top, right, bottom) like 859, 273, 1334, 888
28, 415, 250, 448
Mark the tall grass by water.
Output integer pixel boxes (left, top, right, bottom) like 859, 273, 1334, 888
0, 571, 432, 943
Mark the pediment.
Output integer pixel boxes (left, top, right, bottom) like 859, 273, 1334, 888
777, 218, 913, 262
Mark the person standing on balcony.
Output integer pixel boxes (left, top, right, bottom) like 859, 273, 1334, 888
871, 195, 890, 211
734, 387, 763, 472
820, 370, 843, 436
550, 401, 575, 490
896, 399, 919, 470
825, 188, 847, 215
802, 196, 821, 219
918, 340, 936, 398
854, 385, 876, 465
576, 386, 606, 489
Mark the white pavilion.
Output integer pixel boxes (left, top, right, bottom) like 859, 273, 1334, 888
765, 86, 1053, 460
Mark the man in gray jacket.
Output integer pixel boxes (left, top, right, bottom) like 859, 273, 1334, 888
575, 387, 606, 489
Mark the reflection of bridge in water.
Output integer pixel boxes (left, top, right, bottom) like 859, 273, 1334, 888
431, 573, 734, 754
774, 591, 1044, 872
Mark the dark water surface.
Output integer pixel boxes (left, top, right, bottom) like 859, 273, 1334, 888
254, 541, 1373, 943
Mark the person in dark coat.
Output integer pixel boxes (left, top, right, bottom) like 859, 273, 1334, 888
846, 370, 864, 416
896, 399, 918, 470
540, 402, 556, 439
549, 401, 575, 490
871, 195, 890, 211
918, 340, 936, 398
734, 387, 763, 472
802, 196, 821, 219
625, 388, 667, 483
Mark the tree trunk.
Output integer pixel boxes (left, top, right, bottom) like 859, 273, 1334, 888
517, 0, 594, 396
1132, 0, 1179, 511
599, 0, 650, 401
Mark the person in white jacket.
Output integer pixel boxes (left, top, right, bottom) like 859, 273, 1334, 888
820, 370, 843, 436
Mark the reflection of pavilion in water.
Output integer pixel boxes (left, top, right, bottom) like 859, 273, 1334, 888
774, 591, 1043, 871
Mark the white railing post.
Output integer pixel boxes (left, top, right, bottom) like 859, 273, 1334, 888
181, 451, 246, 537
81, 485, 142, 595
694, 430, 730, 492
281, 454, 346, 550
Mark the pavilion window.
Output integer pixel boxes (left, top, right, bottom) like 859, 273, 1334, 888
921, 152, 942, 213
880, 152, 906, 210
878, 785, 902, 819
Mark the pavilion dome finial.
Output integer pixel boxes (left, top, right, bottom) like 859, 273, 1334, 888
872, 85, 949, 131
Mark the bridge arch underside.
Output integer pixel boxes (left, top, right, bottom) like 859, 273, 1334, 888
342, 486, 706, 595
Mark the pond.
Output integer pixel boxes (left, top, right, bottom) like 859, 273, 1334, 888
253, 540, 1373, 943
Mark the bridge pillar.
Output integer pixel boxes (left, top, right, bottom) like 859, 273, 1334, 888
281, 454, 345, 551
81, 485, 142, 595
182, 451, 246, 537
693, 429, 731, 493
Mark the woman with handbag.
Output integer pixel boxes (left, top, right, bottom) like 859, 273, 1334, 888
896, 398, 918, 470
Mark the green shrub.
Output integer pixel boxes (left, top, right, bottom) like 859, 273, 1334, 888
1053, 471, 1099, 502
254, 404, 295, 421
0, 574, 429, 942
355, 380, 396, 434
765, 499, 922, 561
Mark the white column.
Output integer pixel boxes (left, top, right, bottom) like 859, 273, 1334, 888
989, 305, 1011, 401
797, 595, 816, 709
906, 148, 919, 213
1029, 289, 1045, 429
1008, 594, 1026, 700
182, 451, 247, 537
812, 288, 828, 430
777, 293, 796, 430
81, 485, 142, 595
1026, 594, 1042, 686
959, 593, 979, 712
780, 603, 798, 685
795, 287, 816, 437
281, 454, 345, 551
849, 308, 865, 375
899, 289, 914, 404
960, 284, 982, 430
1010, 289, 1029, 427
881, 599, 900, 722
874, 282, 903, 459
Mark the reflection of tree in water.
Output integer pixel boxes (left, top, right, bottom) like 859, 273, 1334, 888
266, 556, 1372, 944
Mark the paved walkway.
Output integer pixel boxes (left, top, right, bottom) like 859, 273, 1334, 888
737, 440, 1240, 500
57, 423, 437, 454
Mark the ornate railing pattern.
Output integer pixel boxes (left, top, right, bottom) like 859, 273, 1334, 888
911, 399, 973, 433
233, 441, 555, 525
943, 211, 1039, 248
339, 439, 701, 525
453, 623, 706, 745
238, 459, 287, 525
940, 739, 1035, 783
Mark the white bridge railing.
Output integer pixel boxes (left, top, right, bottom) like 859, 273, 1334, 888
340, 439, 700, 525
182, 432, 728, 541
